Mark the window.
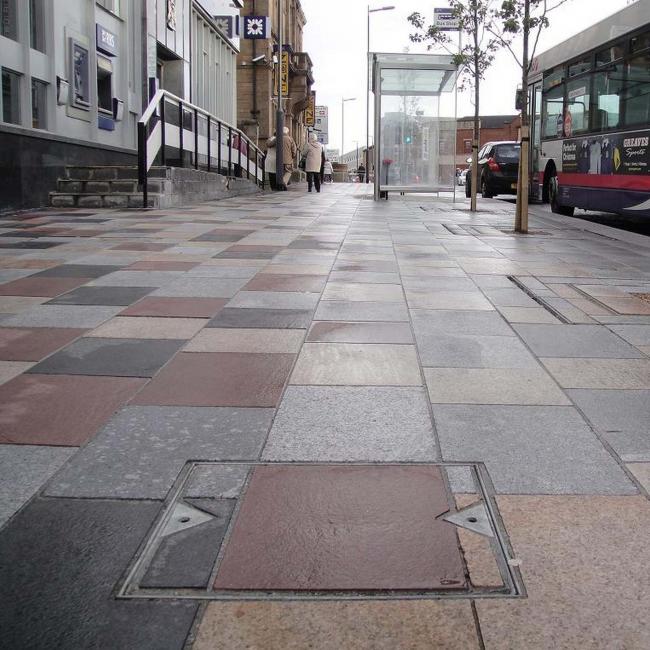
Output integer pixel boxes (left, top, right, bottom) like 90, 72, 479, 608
31, 78, 47, 129
97, 55, 113, 113
631, 30, 650, 54
1, 0, 17, 40
596, 44, 624, 67
96, 0, 120, 16
2, 69, 20, 124
29, 0, 45, 52
494, 144, 521, 161
569, 58, 591, 77
592, 64, 623, 130
566, 77, 590, 134
624, 52, 650, 126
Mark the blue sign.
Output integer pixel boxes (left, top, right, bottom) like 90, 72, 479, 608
96, 24, 117, 56
243, 16, 270, 40
214, 15, 239, 39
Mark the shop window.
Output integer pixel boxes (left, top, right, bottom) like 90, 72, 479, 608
1, 0, 17, 41
72, 41, 90, 109
631, 31, 650, 54
624, 52, 650, 126
566, 77, 590, 134
31, 78, 47, 129
592, 65, 623, 130
2, 68, 21, 124
29, 0, 45, 52
97, 0, 120, 17
97, 55, 113, 113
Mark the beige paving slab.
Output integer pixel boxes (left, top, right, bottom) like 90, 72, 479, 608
0, 296, 48, 313
322, 282, 404, 303
497, 307, 561, 324
87, 316, 208, 340
424, 368, 570, 405
291, 343, 422, 386
477, 496, 650, 649
261, 263, 333, 275
194, 601, 480, 650
185, 328, 304, 353
626, 463, 650, 492
542, 358, 650, 389
0, 361, 34, 386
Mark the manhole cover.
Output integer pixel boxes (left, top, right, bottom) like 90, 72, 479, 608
118, 462, 524, 601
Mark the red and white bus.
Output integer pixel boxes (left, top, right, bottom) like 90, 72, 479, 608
528, 0, 650, 217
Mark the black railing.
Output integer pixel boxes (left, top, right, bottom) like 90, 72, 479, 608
137, 90, 266, 208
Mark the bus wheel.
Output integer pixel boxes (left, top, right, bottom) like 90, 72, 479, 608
549, 173, 574, 216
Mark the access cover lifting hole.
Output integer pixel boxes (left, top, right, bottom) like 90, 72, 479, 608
117, 461, 525, 601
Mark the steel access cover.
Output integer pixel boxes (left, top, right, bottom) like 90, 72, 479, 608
118, 462, 524, 601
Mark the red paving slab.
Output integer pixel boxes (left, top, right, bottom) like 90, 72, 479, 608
0, 374, 146, 446
244, 274, 328, 293
0, 327, 87, 361
214, 465, 466, 591
120, 297, 228, 318
132, 352, 294, 407
0, 277, 91, 297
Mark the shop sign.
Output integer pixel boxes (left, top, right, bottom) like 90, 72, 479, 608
305, 92, 316, 126
562, 131, 650, 175
434, 8, 460, 31
214, 15, 239, 39
96, 24, 117, 56
243, 16, 271, 39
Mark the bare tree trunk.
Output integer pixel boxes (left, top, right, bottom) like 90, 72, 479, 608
516, 0, 531, 233
470, 2, 480, 212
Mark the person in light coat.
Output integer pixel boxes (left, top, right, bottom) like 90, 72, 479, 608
302, 132, 324, 193
264, 134, 277, 190
323, 159, 333, 184
282, 126, 297, 188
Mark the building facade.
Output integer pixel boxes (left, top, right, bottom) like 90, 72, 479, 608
236, 0, 314, 157
456, 114, 521, 168
0, 0, 241, 210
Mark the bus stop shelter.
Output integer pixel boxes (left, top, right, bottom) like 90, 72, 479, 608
372, 53, 458, 200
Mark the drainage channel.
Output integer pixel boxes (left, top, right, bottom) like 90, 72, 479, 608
117, 461, 525, 602
508, 275, 572, 324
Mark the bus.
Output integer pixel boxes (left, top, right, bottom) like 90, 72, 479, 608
528, 0, 650, 217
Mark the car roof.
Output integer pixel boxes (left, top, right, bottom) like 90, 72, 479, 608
483, 141, 520, 147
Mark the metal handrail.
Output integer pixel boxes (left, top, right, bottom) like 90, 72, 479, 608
137, 89, 266, 207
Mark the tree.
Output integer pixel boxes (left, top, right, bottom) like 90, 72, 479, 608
408, 2, 501, 212
489, 0, 570, 232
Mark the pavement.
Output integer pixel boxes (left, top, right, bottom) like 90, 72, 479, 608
1, 184, 650, 649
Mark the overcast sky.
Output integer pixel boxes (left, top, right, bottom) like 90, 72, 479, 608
301, 0, 632, 155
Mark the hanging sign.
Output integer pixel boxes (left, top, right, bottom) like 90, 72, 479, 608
434, 8, 460, 31
243, 16, 271, 39
305, 91, 316, 126
280, 51, 289, 95
96, 24, 117, 56
213, 16, 239, 40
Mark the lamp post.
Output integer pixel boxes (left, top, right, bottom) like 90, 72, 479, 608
341, 96, 356, 164
366, 5, 395, 183
275, 0, 285, 188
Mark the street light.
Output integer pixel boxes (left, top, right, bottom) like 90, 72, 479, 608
367, 5, 395, 183
341, 96, 356, 162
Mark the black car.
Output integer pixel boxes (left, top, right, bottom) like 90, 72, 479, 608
465, 141, 520, 199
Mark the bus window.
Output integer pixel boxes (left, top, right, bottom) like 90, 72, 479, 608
567, 78, 590, 134
624, 52, 650, 126
592, 64, 623, 130
596, 44, 624, 67
542, 67, 565, 139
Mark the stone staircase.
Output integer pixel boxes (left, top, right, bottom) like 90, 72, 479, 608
49, 165, 261, 209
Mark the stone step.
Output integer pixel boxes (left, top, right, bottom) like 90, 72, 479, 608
56, 179, 165, 194
64, 166, 169, 181
49, 192, 158, 209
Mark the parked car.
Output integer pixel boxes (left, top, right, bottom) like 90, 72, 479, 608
465, 141, 520, 199
457, 169, 468, 186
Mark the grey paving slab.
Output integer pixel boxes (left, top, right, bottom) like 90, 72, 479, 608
45, 406, 273, 498
89, 270, 184, 287
47, 285, 154, 306
152, 277, 250, 298
411, 309, 514, 337
0, 269, 39, 283
416, 333, 537, 368
185, 265, 260, 278
33, 264, 123, 278
1, 304, 122, 328
0, 445, 76, 528
263, 386, 437, 461
609, 324, 650, 346
29, 337, 184, 377
542, 358, 650, 389
314, 300, 409, 322
184, 464, 250, 499
207, 307, 313, 329
482, 287, 540, 308
434, 404, 636, 494
567, 389, 650, 460
226, 290, 320, 310
513, 324, 643, 358
0, 497, 197, 649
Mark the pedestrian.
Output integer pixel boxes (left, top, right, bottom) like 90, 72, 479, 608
358, 163, 366, 183
323, 159, 333, 184
265, 134, 277, 190
281, 126, 297, 189
302, 132, 324, 193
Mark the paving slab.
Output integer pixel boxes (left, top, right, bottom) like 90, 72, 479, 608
0, 497, 197, 648
0, 327, 86, 361
314, 300, 409, 322
406, 290, 494, 311
291, 343, 422, 386
244, 274, 328, 292
47, 285, 153, 306
120, 296, 227, 318
497, 306, 562, 323
133, 352, 294, 407
185, 328, 304, 353
207, 307, 313, 329
0, 374, 146, 445
1, 304, 122, 328
46, 406, 272, 498
152, 277, 250, 298
263, 386, 437, 461
434, 404, 636, 494
87, 270, 184, 287
608, 323, 650, 346
32, 263, 122, 278
0, 276, 91, 297
322, 282, 405, 303
513, 324, 643, 358
476, 496, 650, 649
88, 316, 207, 339
214, 465, 465, 590
29, 337, 184, 377
626, 463, 650, 492
0, 296, 48, 313
307, 321, 413, 344
0, 360, 33, 385
410, 308, 514, 336
226, 290, 320, 310
0, 444, 76, 527
542, 358, 650, 389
